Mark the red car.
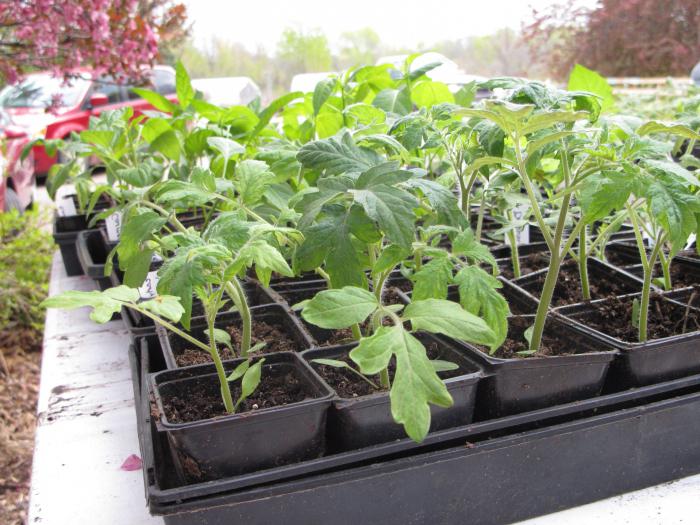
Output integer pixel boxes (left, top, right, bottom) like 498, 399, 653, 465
0, 66, 176, 176
0, 110, 34, 212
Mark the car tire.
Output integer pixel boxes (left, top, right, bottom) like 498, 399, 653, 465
3, 187, 23, 213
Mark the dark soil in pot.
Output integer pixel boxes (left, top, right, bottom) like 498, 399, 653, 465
498, 252, 549, 280
176, 318, 302, 367
472, 315, 600, 359
567, 294, 700, 343
624, 262, 700, 289
160, 366, 313, 423
310, 338, 471, 398
518, 258, 640, 307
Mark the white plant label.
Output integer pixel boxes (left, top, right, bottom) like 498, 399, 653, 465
642, 223, 655, 247
685, 233, 696, 251
506, 204, 530, 246
57, 195, 77, 217
151, 253, 163, 263
138, 271, 160, 299
105, 211, 122, 242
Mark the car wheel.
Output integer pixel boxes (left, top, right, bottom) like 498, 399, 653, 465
3, 187, 23, 213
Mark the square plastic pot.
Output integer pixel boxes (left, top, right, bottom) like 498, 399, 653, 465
513, 257, 646, 307
489, 241, 549, 260
452, 315, 616, 419
268, 279, 328, 306
301, 332, 482, 451
150, 351, 334, 481
554, 292, 700, 389
75, 229, 112, 290
622, 258, 700, 290
158, 303, 314, 369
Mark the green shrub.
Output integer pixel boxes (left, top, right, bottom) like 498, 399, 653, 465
0, 208, 54, 331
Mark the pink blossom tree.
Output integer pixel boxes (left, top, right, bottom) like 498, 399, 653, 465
0, 0, 188, 84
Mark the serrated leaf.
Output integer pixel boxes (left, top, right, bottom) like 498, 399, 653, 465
453, 266, 509, 351
302, 286, 378, 329
313, 77, 337, 115
373, 244, 410, 276
373, 88, 412, 116
567, 64, 613, 114
412, 256, 453, 301
403, 299, 495, 347
207, 136, 245, 160
139, 295, 185, 323
637, 121, 700, 141
297, 132, 381, 175
351, 185, 418, 248
175, 61, 195, 108
235, 159, 275, 206
452, 229, 496, 268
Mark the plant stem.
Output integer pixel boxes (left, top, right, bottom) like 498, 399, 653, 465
351, 323, 362, 341
579, 225, 591, 301
658, 251, 672, 291
131, 305, 210, 353
207, 298, 235, 413
475, 191, 486, 241
506, 208, 521, 279
528, 148, 574, 351
225, 279, 251, 357
638, 236, 664, 343
379, 368, 390, 389
514, 132, 554, 251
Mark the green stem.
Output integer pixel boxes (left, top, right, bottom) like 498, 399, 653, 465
140, 201, 189, 234
225, 279, 251, 357
351, 324, 362, 341
379, 368, 390, 390
131, 305, 209, 353
579, 225, 591, 301
658, 251, 672, 291
207, 302, 235, 413
514, 132, 554, 251
475, 191, 486, 241
639, 237, 664, 343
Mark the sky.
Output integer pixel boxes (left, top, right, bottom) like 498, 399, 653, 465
184, 0, 594, 53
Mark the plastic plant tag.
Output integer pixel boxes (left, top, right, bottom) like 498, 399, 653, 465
685, 233, 696, 251
138, 270, 160, 299
506, 204, 530, 246
105, 211, 123, 242
56, 194, 77, 217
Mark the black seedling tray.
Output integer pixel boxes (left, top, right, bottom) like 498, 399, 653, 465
129, 338, 700, 525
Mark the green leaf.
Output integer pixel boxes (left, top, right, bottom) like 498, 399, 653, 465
131, 87, 176, 113
411, 81, 454, 108
567, 64, 613, 113
157, 253, 205, 329
227, 360, 249, 382
412, 256, 453, 301
235, 159, 275, 206
403, 299, 495, 347
373, 244, 410, 276
151, 130, 181, 162
312, 358, 353, 369
235, 358, 265, 411
213, 328, 232, 347
316, 107, 344, 138
116, 210, 167, 287
253, 91, 304, 136
355, 161, 412, 189
647, 178, 700, 251
637, 121, 700, 141
175, 61, 195, 108
302, 286, 378, 329
313, 77, 337, 115
42, 288, 126, 324
452, 229, 496, 268
139, 295, 185, 323
373, 88, 412, 116
204, 212, 251, 250
579, 172, 635, 222
350, 326, 453, 442
431, 360, 460, 372
207, 136, 245, 160
344, 103, 386, 127
351, 185, 418, 248
297, 132, 381, 175
453, 267, 510, 351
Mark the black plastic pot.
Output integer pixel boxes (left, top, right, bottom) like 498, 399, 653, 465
132, 333, 700, 525
394, 277, 540, 316
302, 333, 482, 452
555, 292, 700, 389
453, 315, 616, 419
621, 258, 700, 291
513, 257, 646, 307
268, 278, 328, 306
158, 303, 314, 369
489, 241, 549, 260
75, 229, 112, 290
150, 351, 334, 481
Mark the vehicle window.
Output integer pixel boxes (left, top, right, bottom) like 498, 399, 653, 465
152, 69, 176, 95
0, 74, 90, 109
91, 76, 123, 104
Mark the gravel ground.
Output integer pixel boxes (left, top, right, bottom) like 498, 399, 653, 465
0, 328, 42, 525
